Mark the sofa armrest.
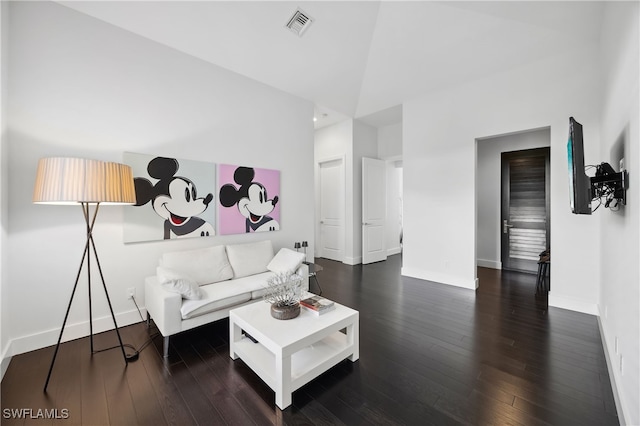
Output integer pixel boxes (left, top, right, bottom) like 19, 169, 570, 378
297, 263, 310, 292
144, 276, 183, 337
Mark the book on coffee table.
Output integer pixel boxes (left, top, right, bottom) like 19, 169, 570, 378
300, 295, 335, 315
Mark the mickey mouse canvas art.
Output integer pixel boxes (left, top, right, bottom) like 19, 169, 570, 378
123, 153, 216, 243
218, 164, 280, 235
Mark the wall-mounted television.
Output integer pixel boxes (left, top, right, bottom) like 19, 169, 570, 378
567, 117, 592, 214
567, 117, 628, 214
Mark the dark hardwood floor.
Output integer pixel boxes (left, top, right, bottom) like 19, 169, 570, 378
1, 255, 618, 425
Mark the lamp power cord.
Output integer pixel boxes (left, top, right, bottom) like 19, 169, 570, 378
90, 294, 158, 362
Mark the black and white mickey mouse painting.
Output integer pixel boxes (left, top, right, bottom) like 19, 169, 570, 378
123, 153, 216, 242
218, 164, 280, 235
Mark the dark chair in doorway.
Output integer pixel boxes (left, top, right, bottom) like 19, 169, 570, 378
535, 249, 550, 295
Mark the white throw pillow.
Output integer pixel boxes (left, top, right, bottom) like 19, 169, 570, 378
267, 248, 306, 275
161, 245, 233, 285
157, 266, 203, 300
226, 240, 274, 278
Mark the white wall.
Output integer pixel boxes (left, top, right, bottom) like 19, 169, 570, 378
352, 120, 378, 264
315, 121, 353, 162
386, 161, 402, 255
377, 122, 403, 257
378, 122, 402, 160
476, 128, 550, 269
314, 120, 351, 262
315, 119, 402, 263
598, 3, 639, 425
313, 119, 378, 265
403, 43, 602, 313
0, 0, 9, 378
5, 2, 314, 360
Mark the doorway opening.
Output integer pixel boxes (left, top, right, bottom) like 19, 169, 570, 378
476, 128, 551, 297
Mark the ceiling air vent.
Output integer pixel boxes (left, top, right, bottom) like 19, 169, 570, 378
286, 8, 314, 37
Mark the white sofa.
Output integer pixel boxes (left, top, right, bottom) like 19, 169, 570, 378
145, 240, 309, 357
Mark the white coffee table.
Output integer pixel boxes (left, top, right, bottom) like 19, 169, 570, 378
229, 298, 359, 409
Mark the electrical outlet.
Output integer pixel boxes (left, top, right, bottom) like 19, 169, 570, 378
127, 287, 135, 299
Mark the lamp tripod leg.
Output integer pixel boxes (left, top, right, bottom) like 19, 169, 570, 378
85, 204, 129, 364
44, 203, 131, 393
99, 273, 128, 363
44, 238, 91, 393
84, 204, 94, 354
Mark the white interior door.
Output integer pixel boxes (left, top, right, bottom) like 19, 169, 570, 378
362, 157, 387, 264
318, 158, 344, 262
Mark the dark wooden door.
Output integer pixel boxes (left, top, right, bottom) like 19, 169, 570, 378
501, 148, 550, 273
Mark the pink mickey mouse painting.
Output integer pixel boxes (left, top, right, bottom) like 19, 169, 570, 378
218, 164, 280, 235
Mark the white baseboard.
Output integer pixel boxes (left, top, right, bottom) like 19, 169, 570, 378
4, 308, 146, 364
1, 344, 11, 382
597, 312, 628, 426
387, 247, 402, 256
401, 266, 477, 290
548, 294, 598, 315
477, 259, 501, 269
401, 266, 598, 315
344, 249, 401, 265
344, 256, 362, 265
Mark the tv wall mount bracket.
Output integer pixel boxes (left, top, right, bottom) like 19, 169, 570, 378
590, 162, 628, 208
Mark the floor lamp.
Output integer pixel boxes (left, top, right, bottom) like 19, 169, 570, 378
33, 157, 137, 392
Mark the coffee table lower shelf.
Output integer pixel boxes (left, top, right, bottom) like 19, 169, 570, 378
234, 331, 352, 391
229, 302, 359, 409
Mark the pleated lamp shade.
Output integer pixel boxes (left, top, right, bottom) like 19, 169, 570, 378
33, 157, 136, 205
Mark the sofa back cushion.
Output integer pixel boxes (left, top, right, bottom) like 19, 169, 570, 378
226, 240, 274, 278
160, 245, 233, 285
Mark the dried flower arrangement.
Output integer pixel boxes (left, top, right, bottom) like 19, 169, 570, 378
263, 273, 303, 319
263, 273, 303, 306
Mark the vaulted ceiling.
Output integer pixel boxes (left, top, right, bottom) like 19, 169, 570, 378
59, 1, 605, 128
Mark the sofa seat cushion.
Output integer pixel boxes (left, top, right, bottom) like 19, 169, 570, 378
181, 287, 250, 319
251, 287, 269, 300
181, 292, 250, 320
179, 271, 276, 319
